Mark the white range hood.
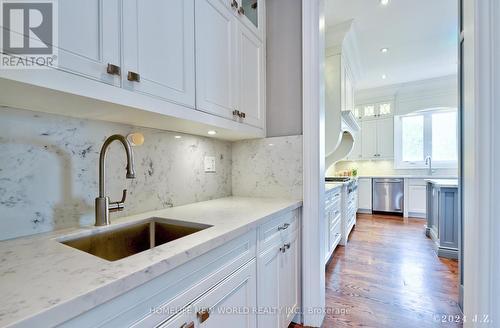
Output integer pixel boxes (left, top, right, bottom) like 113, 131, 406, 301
326, 111, 360, 169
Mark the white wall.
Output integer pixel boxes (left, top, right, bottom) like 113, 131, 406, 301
0, 107, 232, 240
356, 74, 458, 115
266, 0, 303, 137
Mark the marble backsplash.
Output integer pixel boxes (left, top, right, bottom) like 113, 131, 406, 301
0, 107, 232, 240
331, 160, 458, 177
232, 135, 303, 200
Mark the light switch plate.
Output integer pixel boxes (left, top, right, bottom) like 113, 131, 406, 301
204, 156, 216, 173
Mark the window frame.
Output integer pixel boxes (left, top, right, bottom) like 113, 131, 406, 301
394, 107, 458, 169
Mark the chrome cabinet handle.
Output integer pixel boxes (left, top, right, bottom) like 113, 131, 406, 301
238, 6, 245, 15
106, 63, 120, 76
278, 223, 290, 231
230, 0, 238, 9
127, 71, 140, 82
233, 109, 240, 116
284, 242, 291, 249
239, 112, 246, 118
197, 309, 210, 323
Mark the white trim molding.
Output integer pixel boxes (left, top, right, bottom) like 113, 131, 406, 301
302, 0, 326, 326
463, 0, 500, 326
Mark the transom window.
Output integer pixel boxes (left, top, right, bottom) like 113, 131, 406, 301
394, 108, 458, 169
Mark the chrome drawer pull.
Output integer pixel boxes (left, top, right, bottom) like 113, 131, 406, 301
278, 223, 290, 231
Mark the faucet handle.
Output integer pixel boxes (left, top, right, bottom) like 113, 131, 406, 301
109, 189, 127, 212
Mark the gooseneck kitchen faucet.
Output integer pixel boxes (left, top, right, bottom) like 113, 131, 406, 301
95, 134, 136, 226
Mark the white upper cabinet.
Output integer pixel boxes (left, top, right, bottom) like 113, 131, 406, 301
361, 117, 394, 159
236, 0, 264, 40
347, 133, 362, 160
236, 23, 265, 128
361, 120, 378, 159
57, 0, 120, 86
377, 117, 394, 158
196, 0, 265, 129
122, 0, 196, 107
196, 0, 237, 119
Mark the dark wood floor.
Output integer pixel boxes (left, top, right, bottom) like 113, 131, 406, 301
290, 213, 462, 328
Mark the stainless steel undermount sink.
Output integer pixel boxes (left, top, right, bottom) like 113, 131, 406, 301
59, 218, 212, 261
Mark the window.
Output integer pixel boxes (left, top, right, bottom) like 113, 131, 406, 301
395, 108, 458, 168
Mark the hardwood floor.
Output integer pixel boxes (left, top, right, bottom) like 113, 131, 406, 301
290, 213, 462, 328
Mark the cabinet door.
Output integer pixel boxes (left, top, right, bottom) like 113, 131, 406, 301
408, 185, 427, 215
357, 178, 372, 211
236, 24, 265, 128
257, 245, 281, 327
196, 0, 237, 119
194, 259, 257, 328
280, 231, 300, 327
57, 0, 120, 86
377, 117, 394, 158
361, 120, 378, 159
122, 0, 195, 107
237, 0, 264, 40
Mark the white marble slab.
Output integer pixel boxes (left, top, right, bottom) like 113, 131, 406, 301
0, 196, 302, 327
232, 135, 303, 200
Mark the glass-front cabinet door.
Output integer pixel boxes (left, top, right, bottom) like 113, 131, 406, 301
237, 0, 263, 39
357, 100, 394, 120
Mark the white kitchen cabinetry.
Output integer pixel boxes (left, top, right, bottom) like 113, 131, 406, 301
407, 179, 427, 218
196, 0, 265, 128
0, 0, 266, 140
324, 186, 342, 264
122, 0, 195, 107
191, 260, 257, 328
361, 117, 394, 159
195, 0, 237, 119
357, 178, 372, 213
236, 23, 265, 128
257, 211, 300, 328
57, 0, 121, 86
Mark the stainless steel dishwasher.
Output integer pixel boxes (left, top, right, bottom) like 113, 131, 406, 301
372, 178, 404, 214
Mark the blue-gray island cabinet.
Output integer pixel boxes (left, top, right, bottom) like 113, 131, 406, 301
425, 179, 459, 259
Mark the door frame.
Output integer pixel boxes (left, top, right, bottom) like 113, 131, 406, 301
302, 0, 500, 326
462, 0, 500, 325
301, 0, 326, 327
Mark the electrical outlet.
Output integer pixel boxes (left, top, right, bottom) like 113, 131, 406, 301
204, 156, 216, 173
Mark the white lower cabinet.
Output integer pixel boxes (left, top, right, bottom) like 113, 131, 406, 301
191, 259, 257, 328
57, 209, 300, 328
407, 179, 427, 218
357, 178, 372, 213
324, 187, 342, 264
257, 211, 300, 328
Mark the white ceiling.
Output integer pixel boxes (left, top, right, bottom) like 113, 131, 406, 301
326, 0, 458, 90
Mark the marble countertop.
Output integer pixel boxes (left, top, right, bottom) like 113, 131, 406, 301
425, 179, 459, 187
325, 182, 344, 193
0, 197, 302, 327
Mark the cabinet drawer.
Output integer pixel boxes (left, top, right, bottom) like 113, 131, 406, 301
329, 218, 341, 249
325, 188, 341, 206
59, 231, 256, 328
329, 209, 341, 227
258, 210, 298, 252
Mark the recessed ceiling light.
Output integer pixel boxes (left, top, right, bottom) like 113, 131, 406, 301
268, 143, 274, 147
174, 135, 182, 139
380, 48, 389, 53
380, 0, 390, 5
207, 130, 217, 135
382, 74, 387, 79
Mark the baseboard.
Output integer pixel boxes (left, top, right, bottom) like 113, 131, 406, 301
437, 247, 459, 259
357, 208, 372, 214
408, 212, 426, 219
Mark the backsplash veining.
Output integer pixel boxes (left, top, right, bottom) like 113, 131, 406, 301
0, 107, 232, 240
232, 136, 303, 200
